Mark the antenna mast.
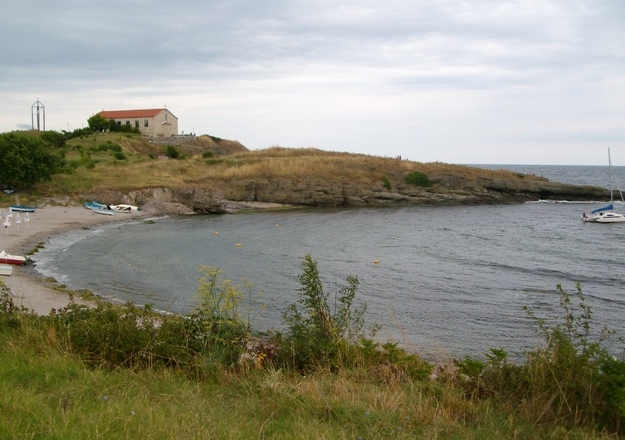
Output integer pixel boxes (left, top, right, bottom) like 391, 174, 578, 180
31, 98, 46, 131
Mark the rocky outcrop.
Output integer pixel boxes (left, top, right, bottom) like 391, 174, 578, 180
87, 175, 610, 214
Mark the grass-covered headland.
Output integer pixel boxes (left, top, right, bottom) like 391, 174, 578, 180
0, 129, 608, 210
1, 256, 623, 438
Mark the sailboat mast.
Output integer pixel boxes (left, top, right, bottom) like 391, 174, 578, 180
609, 148, 614, 203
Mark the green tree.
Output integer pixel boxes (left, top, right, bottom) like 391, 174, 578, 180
87, 114, 112, 132
0, 132, 63, 187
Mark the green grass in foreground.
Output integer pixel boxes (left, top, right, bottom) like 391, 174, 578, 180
0, 257, 623, 439
1, 337, 608, 439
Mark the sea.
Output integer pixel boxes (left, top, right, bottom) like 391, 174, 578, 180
32, 164, 625, 361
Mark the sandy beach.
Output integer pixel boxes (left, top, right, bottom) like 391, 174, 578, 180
0, 204, 147, 314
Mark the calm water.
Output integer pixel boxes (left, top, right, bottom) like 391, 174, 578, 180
33, 165, 625, 361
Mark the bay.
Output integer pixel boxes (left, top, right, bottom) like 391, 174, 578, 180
34, 165, 625, 361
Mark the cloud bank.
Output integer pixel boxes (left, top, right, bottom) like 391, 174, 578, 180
1, 0, 624, 164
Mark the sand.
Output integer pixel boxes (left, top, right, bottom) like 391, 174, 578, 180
0, 204, 148, 314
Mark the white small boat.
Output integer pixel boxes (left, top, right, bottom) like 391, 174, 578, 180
582, 148, 625, 223
0, 264, 13, 276
582, 204, 624, 222
9, 205, 36, 213
84, 201, 116, 215
0, 250, 26, 265
594, 211, 625, 223
111, 204, 139, 213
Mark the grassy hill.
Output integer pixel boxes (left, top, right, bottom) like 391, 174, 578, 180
3, 131, 606, 209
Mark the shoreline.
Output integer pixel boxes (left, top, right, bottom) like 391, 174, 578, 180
1, 204, 150, 314
1, 200, 287, 314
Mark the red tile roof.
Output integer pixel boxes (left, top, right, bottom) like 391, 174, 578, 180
98, 109, 175, 119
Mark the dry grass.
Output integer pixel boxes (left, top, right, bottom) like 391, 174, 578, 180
35, 144, 540, 198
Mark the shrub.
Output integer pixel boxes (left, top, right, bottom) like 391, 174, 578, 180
40, 130, 67, 148
455, 283, 625, 434
202, 151, 214, 158
92, 141, 122, 153
358, 340, 433, 381
164, 145, 180, 159
381, 176, 392, 190
0, 132, 64, 187
49, 302, 178, 369
522, 283, 624, 431
404, 171, 432, 187
114, 151, 127, 160
454, 348, 525, 400
45, 267, 258, 374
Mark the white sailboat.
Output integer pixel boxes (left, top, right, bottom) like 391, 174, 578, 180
582, 148, 625, 223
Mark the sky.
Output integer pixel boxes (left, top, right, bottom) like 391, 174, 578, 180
1, 0, 624, 165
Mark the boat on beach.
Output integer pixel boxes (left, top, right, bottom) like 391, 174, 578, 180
111, 204, 139, 213
9, 205, 36, 213
84, 201, 116, 215
85, 201, 138, 214
0, 264, 13, 276
0, 250, 27, 265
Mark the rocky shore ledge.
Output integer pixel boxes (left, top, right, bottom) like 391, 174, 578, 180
86, 174, 609, 214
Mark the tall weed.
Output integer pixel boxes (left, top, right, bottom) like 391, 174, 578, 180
281, 255, 368, 370
192, 266, 252, 366
455, 283, 625, 434
0, 281, 29, 330
522, 283, 624, 431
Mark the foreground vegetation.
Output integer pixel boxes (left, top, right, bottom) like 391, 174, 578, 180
1, 256, 623, 438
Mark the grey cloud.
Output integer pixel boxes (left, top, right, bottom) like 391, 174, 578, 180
1, 0, 624, 164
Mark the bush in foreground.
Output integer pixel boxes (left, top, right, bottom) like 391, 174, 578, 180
1, 264, 624, 436
454, 283, 625, 434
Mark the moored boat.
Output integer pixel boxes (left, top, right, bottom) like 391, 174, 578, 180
582, 204, 620, 222
594, 211, 625, 223
582, 148, 625, 223
0, 250, 27, 265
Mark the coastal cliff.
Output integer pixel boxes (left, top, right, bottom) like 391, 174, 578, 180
88, 173, 608, 214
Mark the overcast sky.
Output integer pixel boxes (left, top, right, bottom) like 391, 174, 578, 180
1, 0, 623, 165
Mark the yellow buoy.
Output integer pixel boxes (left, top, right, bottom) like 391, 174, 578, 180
275, 224, 280, 227
373, 260, 379, 264
236, 243, 242, 247
214, 231, 219, 235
